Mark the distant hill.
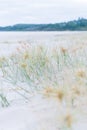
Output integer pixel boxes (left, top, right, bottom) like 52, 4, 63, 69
1, 18, 87, 31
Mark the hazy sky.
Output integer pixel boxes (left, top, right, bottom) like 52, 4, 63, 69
0, 0, 87, 26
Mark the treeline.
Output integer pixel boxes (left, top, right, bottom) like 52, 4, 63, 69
1, 18, 87, 31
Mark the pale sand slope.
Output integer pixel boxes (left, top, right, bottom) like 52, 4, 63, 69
0, 95, 87, 130
0, 96, 59, 130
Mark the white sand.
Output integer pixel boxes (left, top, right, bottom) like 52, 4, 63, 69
0, 95, 87, 130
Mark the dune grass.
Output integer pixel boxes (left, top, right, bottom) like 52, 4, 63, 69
0, 43, 87, 129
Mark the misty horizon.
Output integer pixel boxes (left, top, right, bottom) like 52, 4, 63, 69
0, 17, 86, 27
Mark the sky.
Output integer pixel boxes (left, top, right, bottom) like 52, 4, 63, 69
0, 0, 87, 26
